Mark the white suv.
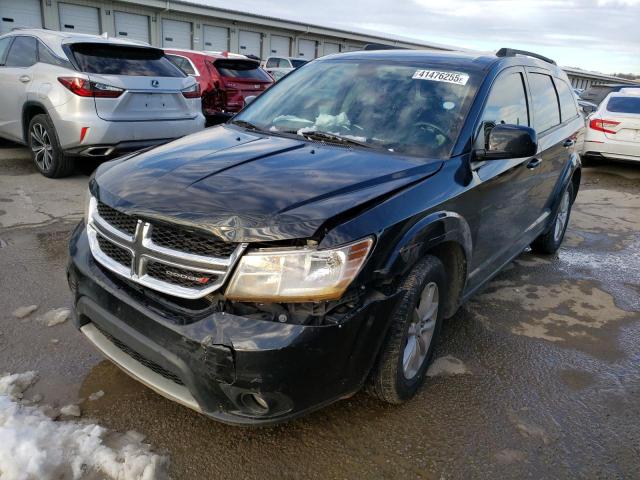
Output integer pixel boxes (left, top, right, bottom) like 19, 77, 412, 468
0, 29, 205, 178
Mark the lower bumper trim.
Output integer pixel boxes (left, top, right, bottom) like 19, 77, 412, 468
81, 323, 202, 413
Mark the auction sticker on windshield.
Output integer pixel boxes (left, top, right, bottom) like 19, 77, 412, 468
412, 70, 469, 85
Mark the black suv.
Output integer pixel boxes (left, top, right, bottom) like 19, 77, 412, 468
68, 48, 583, 425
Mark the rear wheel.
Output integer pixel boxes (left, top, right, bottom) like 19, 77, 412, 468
28, 114, 74, 178
530, 182, 574, 254
367, 255, 445, 404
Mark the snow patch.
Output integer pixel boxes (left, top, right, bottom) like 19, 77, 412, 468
40, 308, 71, 327
88, 391, 105, 401
0, 372, 168, 480
60, 404, 81, 417
427, 355, 470, 377
12, 305, 38, 319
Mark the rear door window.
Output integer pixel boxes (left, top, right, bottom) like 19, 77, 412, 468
0, 37, 12, 65
528, 73, 560, 133
606, 96, 640, 114
71, 44, 185, 77
5, 36, 37, 68
213, 60, 272, 81
554, 78, 578, 122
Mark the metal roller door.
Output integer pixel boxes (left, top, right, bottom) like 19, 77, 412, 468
203, 25, 228, 52
270, 35, 290, 56
297, 39, 316, 59
58, 3, 100, 35
0, 0, 42, 34
162, 19, 191, 49
239, 30, 261, 58
323, 42, 340, 56
114, 12, 149, 44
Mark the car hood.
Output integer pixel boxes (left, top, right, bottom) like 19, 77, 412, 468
93, 125, 443, 243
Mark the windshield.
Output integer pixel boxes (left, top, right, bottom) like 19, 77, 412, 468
607, 96, 640, 114
214, 60, 273, 81
71, 44, 185, 77
234, 59, 478, 158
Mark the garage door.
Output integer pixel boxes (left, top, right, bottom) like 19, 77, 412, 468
58, 3, 100, 35
270, 35, 290, 56
114, 12, 149, 44
298, 39, 316, 59
239, 30, 261, 58
323, 42, 340, 56
0, 0, 42, 34
162, 19, 191, 49
203, 25, 228, 52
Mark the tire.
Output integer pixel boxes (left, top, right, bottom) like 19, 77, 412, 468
530, 182, 574, 254
367, 255, 446, 404
28, 114, 74, 178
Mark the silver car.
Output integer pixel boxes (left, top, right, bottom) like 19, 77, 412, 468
0, 29, 205, 178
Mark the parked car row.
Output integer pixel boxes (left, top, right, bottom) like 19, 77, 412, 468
0, 29, 276, 177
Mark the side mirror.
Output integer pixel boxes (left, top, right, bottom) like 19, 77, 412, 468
244, 95, 257, 106
476, 124, 537, 160
580, 103, 597, 115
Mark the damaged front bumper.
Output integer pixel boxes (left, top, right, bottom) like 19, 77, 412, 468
68, 224, 398, 425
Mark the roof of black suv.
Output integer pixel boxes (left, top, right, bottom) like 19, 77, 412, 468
319, 49, 565, 76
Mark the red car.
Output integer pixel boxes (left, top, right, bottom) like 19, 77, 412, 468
164, 49, 274, 123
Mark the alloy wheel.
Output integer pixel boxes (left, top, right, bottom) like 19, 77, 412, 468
554, 190, 570, 242
403, 281, 439, 380
31, 123, 53, 171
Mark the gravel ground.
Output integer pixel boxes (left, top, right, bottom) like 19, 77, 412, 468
1, 145, 638, 479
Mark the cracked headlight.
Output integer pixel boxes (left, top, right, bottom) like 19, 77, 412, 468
225, 237, 374, 302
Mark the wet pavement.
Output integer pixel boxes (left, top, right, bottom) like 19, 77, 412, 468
1, 146, 639, 479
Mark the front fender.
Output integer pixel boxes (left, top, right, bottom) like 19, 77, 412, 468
378, 211, 472, 280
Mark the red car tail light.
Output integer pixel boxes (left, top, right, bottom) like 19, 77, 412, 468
58, 77, 124, 98
589, 118, 620, 134
182, 83, 201, 98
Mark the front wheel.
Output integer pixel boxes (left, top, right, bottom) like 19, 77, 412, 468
28, 114, 74, 178
530, 182, 574, 254
367, 255, 446, 404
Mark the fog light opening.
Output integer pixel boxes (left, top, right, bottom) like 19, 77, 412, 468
241, 393, 270, 414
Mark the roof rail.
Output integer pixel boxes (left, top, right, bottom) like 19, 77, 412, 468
363, 43, 408, 51
496, 48, 556, 65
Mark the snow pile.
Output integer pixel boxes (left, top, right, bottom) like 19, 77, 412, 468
0, 372, 168, 480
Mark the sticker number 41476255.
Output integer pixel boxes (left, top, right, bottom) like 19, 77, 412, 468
412, 70, 469, 85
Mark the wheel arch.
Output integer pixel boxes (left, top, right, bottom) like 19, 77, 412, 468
22, 102, 50, 144
380, 211, 471, 319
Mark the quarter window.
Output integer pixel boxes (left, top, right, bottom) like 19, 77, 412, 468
167, 55, 195, 75
38, 42, 70, 68
266, 57, 279, 68
5, 36, 37, 68
529, 73, 561, 132
0, 37, 12, 65
554, 78, 578, 122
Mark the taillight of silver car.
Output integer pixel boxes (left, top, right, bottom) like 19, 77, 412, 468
58, 77, 124, 98
181, 83, 201, 99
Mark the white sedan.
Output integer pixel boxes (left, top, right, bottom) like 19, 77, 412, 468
583, 91, 640, 163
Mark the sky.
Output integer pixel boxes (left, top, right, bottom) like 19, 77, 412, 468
198, 0, 640, 75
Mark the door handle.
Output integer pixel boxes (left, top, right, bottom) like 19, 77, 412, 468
526, 157, 542, 169
563, 139, 575, 148
19, 75, 31, 83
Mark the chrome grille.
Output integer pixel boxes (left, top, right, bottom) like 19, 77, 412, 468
151, 225, 237, 258
145, 261, 219, 289
86, 197, 246, 299
96, 234, 132, 269
97, 202, 138, 236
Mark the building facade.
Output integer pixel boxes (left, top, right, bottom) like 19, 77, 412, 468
1, 0, 637, 88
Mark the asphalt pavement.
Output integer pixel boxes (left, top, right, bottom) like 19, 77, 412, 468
1, 144, 638, 479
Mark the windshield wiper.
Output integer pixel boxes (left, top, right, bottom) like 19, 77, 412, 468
230, 119, 263, 132
299, 130, 372, 149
